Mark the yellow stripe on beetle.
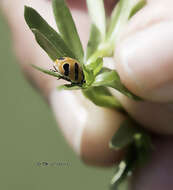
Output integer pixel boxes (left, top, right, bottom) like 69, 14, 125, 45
54, 57, 84, 84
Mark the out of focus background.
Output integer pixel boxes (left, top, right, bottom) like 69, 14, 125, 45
0, 13, 114, 190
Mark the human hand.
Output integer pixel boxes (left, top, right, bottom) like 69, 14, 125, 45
1, 0, 173, 189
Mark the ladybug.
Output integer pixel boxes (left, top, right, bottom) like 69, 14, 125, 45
53, 57, 84, 84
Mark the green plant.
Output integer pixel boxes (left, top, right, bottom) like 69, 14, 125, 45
24, 0, 152, 189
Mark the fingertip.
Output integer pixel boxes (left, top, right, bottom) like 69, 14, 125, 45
115, 2, 173, 102
80, 106, 125, 166
49, 88, 126, 166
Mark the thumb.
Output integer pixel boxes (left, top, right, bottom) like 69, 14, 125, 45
115, 0, 173, 102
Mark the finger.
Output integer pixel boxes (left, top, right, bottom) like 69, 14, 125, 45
0, 0, 90, 97
103, 58, 173, 135
115, 0, 173, 102
50, 89, 125, 166
131, 135, 173, 190
2, 0, 127, 166
111, 89, 173, 135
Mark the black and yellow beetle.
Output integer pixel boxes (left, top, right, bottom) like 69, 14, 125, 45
53, 57, 84, 84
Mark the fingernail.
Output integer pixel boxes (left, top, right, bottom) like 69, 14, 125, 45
116, 21, 173, 102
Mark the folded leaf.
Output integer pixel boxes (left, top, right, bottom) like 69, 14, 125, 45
24, 6, 75, 60
52, 0, 84, 63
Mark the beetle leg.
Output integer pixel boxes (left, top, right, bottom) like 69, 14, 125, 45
53, 66, 59, 72
50, 69, 56, 72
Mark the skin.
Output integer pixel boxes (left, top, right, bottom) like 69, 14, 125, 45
1, 0, 173, 189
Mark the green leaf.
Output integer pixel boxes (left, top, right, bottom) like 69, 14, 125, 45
110, 145, 137, 190
31, 64, 61, 78
106, 0, 134, 45
134, 132, 152, 166
86, 0, 108, 63
83, 86, 123, 109
129, 0, 147, 19
32, 29, 62, 60
109, 120, 139, 150
24, 6, 74, 60
110, 119, 152, 189
99, 67, 112, 73
86, 24, 102, 61
82, 65, 95, 86
86, 57, 103, 76
92, 70, 141, 100
110, 178, 128, 190
86, 0, 106, 39
107, 1, 121, 39
58, 84, 82, 90
52, 0, 84, 63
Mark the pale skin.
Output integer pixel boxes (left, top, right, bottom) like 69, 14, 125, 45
1, 0, 173, 189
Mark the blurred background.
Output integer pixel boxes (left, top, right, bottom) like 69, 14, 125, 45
0, 12, 115, 190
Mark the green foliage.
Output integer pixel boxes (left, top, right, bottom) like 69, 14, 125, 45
86, 57, 103, 76
24, 6, 75, 60
110, 120, 152, 189
31, 29, 62, 60
52, 0, 84, 64
109, 120, 140, 150
86, 0, 106, 39
106, 0, 135, 46
83, 86, 123, 109
129, 0, 147, 19
93, 70, 141, 100
57, 84, 82, 90
31, 64, 62, 79
86, 24, 102, 61
106, 1, 122, 40
24, 1, 144, 102
24, 1, 150, 190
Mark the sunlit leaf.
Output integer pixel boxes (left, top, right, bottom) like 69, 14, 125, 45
82, 65, 95, 86
107, 2, 121, 39
83, 86, 123, 109
106, 0, 134, 45
86, 57, 103, 76
92, 70, 141, 100
24, 6, 74, 60
86, 0, 106, 39
52, 0, 84, 63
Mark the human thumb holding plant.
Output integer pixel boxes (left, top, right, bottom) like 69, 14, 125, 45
1, 0, 173, 189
